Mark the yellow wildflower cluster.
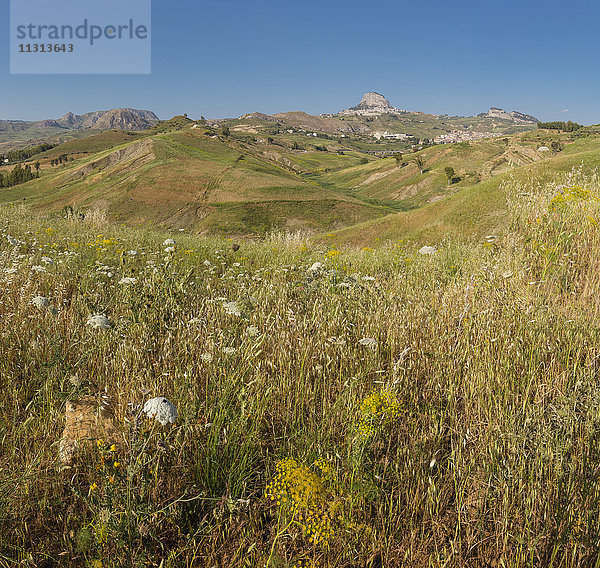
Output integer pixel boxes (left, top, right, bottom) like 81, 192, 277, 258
356, 389, 403, 439
293, 559, 320, 568
324, 249, 341, 259
549, 185, 594, 211
265, 457, 338, 545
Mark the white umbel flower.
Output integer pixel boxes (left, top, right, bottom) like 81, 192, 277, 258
30, 296, 50, 308
118, 277, 137, 285
163, 239, 176, 246
359, 337, 377, 350
142, 397, 177, 426
418, 246, 436, 255
308, 262, 323, 272
87, 314, 112, 330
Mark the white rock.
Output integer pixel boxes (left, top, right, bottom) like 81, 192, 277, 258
87, 314, 111, 330
142, 397, 177, 426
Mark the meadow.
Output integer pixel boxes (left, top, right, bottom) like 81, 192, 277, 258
2, 167, 600, 567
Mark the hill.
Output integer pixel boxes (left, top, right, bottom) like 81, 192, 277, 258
0, 126, 388, 236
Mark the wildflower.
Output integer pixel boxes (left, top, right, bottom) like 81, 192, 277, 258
31, 265, 47, 273
502, 270, 513, 279
118, 277, 137, 285
356, 389, 403, 439
362, 276, 376, 281
223, 347, 236, 356
358, 337, 377, 350
223, 300, 242, 317
40, 256, 54, 265
96, 439, 104, 449
418, 245, 436, 255
109, 444, 116, 452
87, 314, 112, 330
162, 239, 176, 246
113, 461, 121, 468
164, 246, 175, 253
126, 250, 138, 256
200, 352, 213, 363
247, 325, 259, 337
308, 262, 323, 272
89, 482, 98, 492
265, 457, 338, 546
142, 397, 177, 426
203, 260, 211, 267
30, 296, 50, 309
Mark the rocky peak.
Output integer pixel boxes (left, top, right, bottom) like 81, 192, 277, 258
340, 92, 405, 116
354, 92, 393, 110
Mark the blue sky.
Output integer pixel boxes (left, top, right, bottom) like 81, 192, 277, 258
1, 0, 599, 123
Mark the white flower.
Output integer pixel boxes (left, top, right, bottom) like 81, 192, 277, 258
40, 256, 54, 265
200, 352, 213, 362
118, 277, 137, 285
203, 260, 212, 267
4, 268, 17, 274
247, 325, 259, 337
223, 347, 236, 355
418, 246, 436, 255
163, 239, 176, 246
30, 296, 49, 308
127, 250, 138, 256
87, 314, 112, 330
362, 276, 376, 281
164, 246, 175, 253
359, 337, 377, 350
308, 262, 323, 272
31, 265, 47, 273
223, 301, 242, 316
142, 397, 177, 426
502, 271, 513, 279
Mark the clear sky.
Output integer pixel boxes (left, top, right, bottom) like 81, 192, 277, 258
1, 0, 599, 123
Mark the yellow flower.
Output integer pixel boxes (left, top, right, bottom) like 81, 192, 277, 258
109, 444, 116, 452
96, 439, 104, 448
90, 483, 98, 492
113, 461, 121, 469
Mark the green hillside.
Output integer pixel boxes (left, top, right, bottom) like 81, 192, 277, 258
0, 127, 388, 236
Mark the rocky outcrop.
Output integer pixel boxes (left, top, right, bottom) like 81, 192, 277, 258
478, 107, 538, 124
351, 92, 393, 110
339, 92, 407, 116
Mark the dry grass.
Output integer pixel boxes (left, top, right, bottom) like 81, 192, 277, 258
2, 168, 600, 566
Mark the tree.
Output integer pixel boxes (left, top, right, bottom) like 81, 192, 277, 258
221, 126, 230, 137
413, 155, 425, 174
395, 153, 403, 166
444, 166, 455, 184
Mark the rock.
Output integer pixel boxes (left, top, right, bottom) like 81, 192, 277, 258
418, 246, 436, 255
59, 395, 122, 465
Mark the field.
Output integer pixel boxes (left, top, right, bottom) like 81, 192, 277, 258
3, 165, 600, 567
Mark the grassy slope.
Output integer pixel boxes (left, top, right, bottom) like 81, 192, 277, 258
325, 134, 600, 246
3, 166, 600, 565
0, 128, 388, 235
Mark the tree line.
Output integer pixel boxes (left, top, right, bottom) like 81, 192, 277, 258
537, 121, 583, 132
0, 163, 40, 188
0, 143, 55, 165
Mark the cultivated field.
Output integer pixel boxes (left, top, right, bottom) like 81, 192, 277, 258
2, 168, 600, 567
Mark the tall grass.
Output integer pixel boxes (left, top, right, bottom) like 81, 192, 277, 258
2, 168, 600, 566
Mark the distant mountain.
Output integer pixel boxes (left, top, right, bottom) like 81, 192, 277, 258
55, 108, 160, 130
339, 92, 408, 116
478, 107, 538, 124
0, 108, 159, 134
